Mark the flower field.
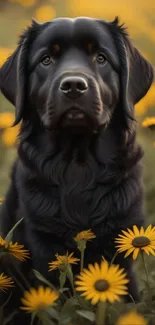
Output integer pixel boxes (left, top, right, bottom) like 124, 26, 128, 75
0, 0, 155, 324
1, 224, 155, 324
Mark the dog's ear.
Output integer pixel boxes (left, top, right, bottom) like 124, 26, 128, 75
0, 19, 41, 125
108, 17, 154, 129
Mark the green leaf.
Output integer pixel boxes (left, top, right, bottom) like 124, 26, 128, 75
107, 301, 126, 324
59, 296, 79, 325
76, 310, 95, 322
47, 307, 59, 321
136, 301, 150, 314
5, 217, 23, 243
77, 295, 92, 309
38, 310, 54, 325
31, 312, 37, 325
33, 269, 56, 290
0, 292, 12, 309
3, 311, 17, 325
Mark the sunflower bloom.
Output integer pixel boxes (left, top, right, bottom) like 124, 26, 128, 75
142, 117, 155, 130
1, 126, 19, 147
115, 225, 155, 260
0, 197, 4, 205
49, 252, 79, 272
35, 5, 56, 23
75, 260, 129, 304
0, 112, 15, 128
0, 237, 29, 262
0, 48, 14, 67
116, 311, 147, 325
74, 229, 96, 242
21, 286, 59, 313
0, 112, 20, 147
9, 0, 36, 7
0, 273, 14, 292
74, 230, 96, 271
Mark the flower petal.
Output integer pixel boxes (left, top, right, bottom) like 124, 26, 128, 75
133, 248, 140, 260
133, 225, 140, 236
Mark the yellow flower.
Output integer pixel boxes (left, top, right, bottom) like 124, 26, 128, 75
0, 273, 14, 292
1, 125, 20, 147
74, 229, 96, 242
0, 112, 20, 147
49, 252, 79, 271
0, 197, 4, 205
135, 83, 155, 116
21, 286, 59, 313
35, 6, 56, 23
75, 260, 129, 304
0, 48, 14, 67
115, 225, 155, 260
0, 112, 15, 128
0, 237, 29, 262
135, 103, 147, 116
116, 311, 147, 325
141, 117, 155, 130
9, 0, 36, 7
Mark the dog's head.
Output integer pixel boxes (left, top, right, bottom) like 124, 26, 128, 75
0, 17, 154, 136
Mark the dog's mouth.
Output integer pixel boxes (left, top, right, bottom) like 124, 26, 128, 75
60, 108, 90, 128
62, 108, 85, 122
65, 108, 85, 120
44, 106, 100, 135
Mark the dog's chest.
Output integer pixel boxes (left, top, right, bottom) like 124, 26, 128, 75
18, 160, 115, 232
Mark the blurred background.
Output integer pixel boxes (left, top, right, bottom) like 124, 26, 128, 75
0, 0, 155, 226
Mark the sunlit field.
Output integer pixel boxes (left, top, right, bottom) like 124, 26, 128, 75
0, 1, 155, 324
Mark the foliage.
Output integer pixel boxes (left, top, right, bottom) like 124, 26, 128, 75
0, 225, 155, 324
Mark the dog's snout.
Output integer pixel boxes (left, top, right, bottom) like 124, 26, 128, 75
60, 76, 88, 99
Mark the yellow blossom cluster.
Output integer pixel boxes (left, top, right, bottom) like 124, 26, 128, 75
0, 48, 14, 67
66, 0, 155, 42
0, 224, 151, 324
9, 0, 37, 7
135, 83, 155, 116
0, 112, 20, 147
35, 5, 56, 22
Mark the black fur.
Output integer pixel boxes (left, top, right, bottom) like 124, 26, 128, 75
0, 17, 154, 325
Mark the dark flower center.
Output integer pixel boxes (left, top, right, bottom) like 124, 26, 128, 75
94, 280, 109, 292
132, 236, 150, 248
148, 125, 155, 130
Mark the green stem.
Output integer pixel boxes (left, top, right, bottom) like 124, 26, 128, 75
59, 271, 67, 289
67, 266, 76, 296
128, 293, 136, 307
141, 251, 152, 308
8, 268, 25, 292
38, 311, 51, 325
12, 260, 30, 289
80, 249, 84, 272
96, 301, 107, 325
110, 251, 119, 265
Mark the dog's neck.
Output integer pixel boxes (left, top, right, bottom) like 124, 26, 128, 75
17, 124, 143, 229
18, 124, 141, 185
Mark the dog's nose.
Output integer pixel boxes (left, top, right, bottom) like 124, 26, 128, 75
60, 76, 88, 98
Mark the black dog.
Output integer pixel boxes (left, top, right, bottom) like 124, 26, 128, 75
0, 16, 154, 324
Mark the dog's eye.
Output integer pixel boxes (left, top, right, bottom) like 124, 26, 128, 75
41, 55, 52, 65
96, 53, 106, 64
